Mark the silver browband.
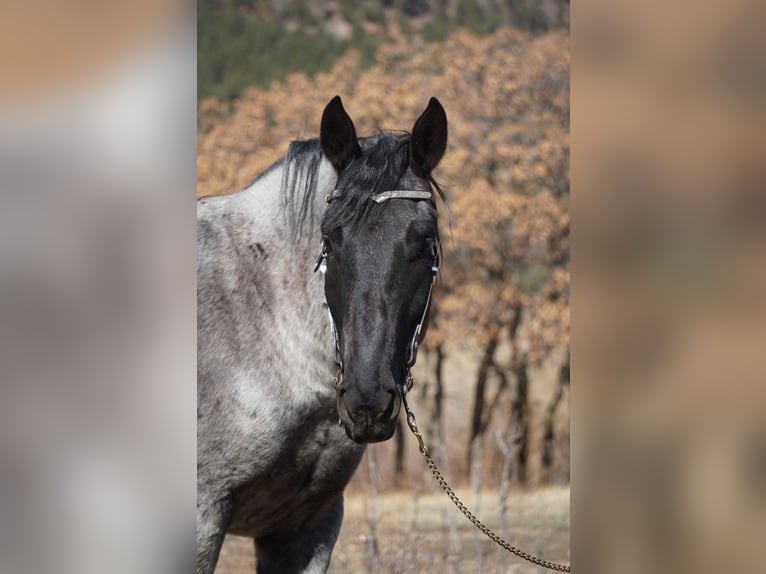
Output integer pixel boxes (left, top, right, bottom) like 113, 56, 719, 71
371, 190, 432, 203
327, 190, 432, 204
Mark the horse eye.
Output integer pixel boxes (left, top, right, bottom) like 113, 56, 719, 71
322, 237, 333, 254
422, 238, 437, 258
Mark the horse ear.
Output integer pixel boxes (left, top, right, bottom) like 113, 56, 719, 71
410, 97, 448, 178
320, 95, 362, 173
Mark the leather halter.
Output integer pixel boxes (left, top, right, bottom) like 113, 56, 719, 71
314, 190, 439, 390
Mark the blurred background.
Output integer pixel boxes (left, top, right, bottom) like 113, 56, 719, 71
0, 2, 195, 574
1, 0, 763, 573
574, 1, 766, 572
197, 1, 570, 572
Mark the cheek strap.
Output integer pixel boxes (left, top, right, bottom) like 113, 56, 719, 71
405, 256, 439, 369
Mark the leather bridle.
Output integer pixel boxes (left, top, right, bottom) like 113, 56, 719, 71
314, 190, 440, 395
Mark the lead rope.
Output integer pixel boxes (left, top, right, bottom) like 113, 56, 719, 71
400, 375, 571, 572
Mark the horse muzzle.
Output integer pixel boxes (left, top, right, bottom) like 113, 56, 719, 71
336, 383, 401, 444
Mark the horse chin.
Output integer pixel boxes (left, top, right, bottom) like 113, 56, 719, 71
342, 420, 397, 444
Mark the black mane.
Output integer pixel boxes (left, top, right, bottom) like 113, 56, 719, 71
280, 138, 325, 237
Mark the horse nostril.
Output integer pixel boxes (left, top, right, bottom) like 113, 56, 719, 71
382, 389, 398, 420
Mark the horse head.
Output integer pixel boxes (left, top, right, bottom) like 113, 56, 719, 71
317, 96, 447, 443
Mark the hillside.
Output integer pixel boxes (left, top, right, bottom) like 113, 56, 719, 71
198, 0, 569, 101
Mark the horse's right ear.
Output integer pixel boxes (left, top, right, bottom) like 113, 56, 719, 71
320, 95, 362, 173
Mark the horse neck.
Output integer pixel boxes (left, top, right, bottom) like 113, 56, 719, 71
240, 153, 336, 261
234, 153, 337, 375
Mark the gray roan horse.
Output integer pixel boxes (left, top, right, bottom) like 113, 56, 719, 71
197, 96, 447, 573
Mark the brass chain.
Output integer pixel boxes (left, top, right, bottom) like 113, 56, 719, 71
401, 377, 571, 572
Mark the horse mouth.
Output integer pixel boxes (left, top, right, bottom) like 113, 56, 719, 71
337, 387, 401, 444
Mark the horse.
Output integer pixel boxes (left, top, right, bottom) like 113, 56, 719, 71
197, 95, 448, 574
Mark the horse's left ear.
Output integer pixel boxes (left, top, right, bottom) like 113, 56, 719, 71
411, 97, 448, 178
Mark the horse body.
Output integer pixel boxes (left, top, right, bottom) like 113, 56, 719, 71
197, 148, 365, 572
197, 96, 447, 574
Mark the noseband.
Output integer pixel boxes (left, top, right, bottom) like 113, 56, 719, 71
314, 190, 440, 396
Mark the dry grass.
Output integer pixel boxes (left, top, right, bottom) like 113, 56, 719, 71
215, 486, 569, 574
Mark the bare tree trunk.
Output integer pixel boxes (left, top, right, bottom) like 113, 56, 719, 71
494, 428, 513, 573
431, 343, 446, 446
506, 302, 530, 485
483, 361, 509, 438
364, 448, 381, 574
393, 417, 405, 487
471, 438, 485, 574
466, 331, 500, 475
426, 344, 461, 569
541, 350, 569, 483
510, 356, 530, 485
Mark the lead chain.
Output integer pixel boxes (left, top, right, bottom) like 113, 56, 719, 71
400, 385, 571, 572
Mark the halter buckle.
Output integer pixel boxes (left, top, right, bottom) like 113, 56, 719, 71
314, 239, 329, 274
